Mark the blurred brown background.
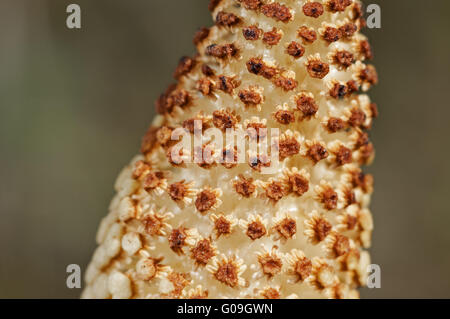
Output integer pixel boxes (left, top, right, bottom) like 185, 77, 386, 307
1, 0, 449, 298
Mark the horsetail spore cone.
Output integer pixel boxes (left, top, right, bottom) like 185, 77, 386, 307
83, 0, 377, 299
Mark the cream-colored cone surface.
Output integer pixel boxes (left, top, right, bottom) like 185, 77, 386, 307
82, 0, 377, 299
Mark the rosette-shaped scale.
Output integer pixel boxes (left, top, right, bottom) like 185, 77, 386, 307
82, 0, 378, 299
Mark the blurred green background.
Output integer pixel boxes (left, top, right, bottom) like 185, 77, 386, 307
1, 0, 450, 298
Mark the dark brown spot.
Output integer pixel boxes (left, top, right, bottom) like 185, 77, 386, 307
214, 217, 232, 237
274, 109, 295, 125
352, 2, 364, 19
195, 190, 217, 213
289, 174, 309, 196
234, 175, 256, 198
327, 0, 352, 13
286, 41, 305, 59
335, 146, 353, 166
266, 181, 286, 202
307, 144, 329, 163
295, 257, 312, 281
298, 26, 317, 44
247, 59, 262, 75
274, 76, 298, 91
173, 56, 195, 79
346, 80, 359, 94
359, 40, 373, 60
348, 108, 366, 127
216, 11, 241, 27
334, 235, 350, 256
359, 17, 367, 30
296, 95, 318, 119
191, 239, 215, 265
141, 126, 158, 155
261, 3, 292, 22
194, 145, 216, 169
355, 131, 369, 149
193, 27, 210, 45
238, 0, 262, 10
369, 102, 379, 118
263, 28, 282, 46
346, 214, 358, 230
329, 83, 348, 99
276, 217, 297, 239
306, 59, 330, 79
221, 147, 238, 169
279, 137, 301, 159
339, 22, 358, 38
343, 188, 356, 207
322, 27, 342, 43
197, 78, 214, 96
327, 118, 346, 133
183, 118, 207, 134
246, 58, 278, 79
248, 154, 271, 172
315, 219, 332, 241
361, 172, 375, 193
242, 25, 262, 40
213, 109, 238, 131
169, 228, 187, 254
320, 187, 338, 210
205, 43, 238, 59
258, 254, 283, 277
333, 50, 355, 68
246, 221, 266, 240
142, 214, 164, 236
303, 2, 324, 18
143, 171, 164, 192
170, 89, 190, 108
164, 88, 190, 111
351, 170, 373, 193
169, 181, 188, 202
358, 65, 378, 85
216, 75, 238, 94
202, 64, 215, 77
359, 143, 374, 164
215, 261, 238, 287
155, 84, 177, 114
238, 89, 262, 106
